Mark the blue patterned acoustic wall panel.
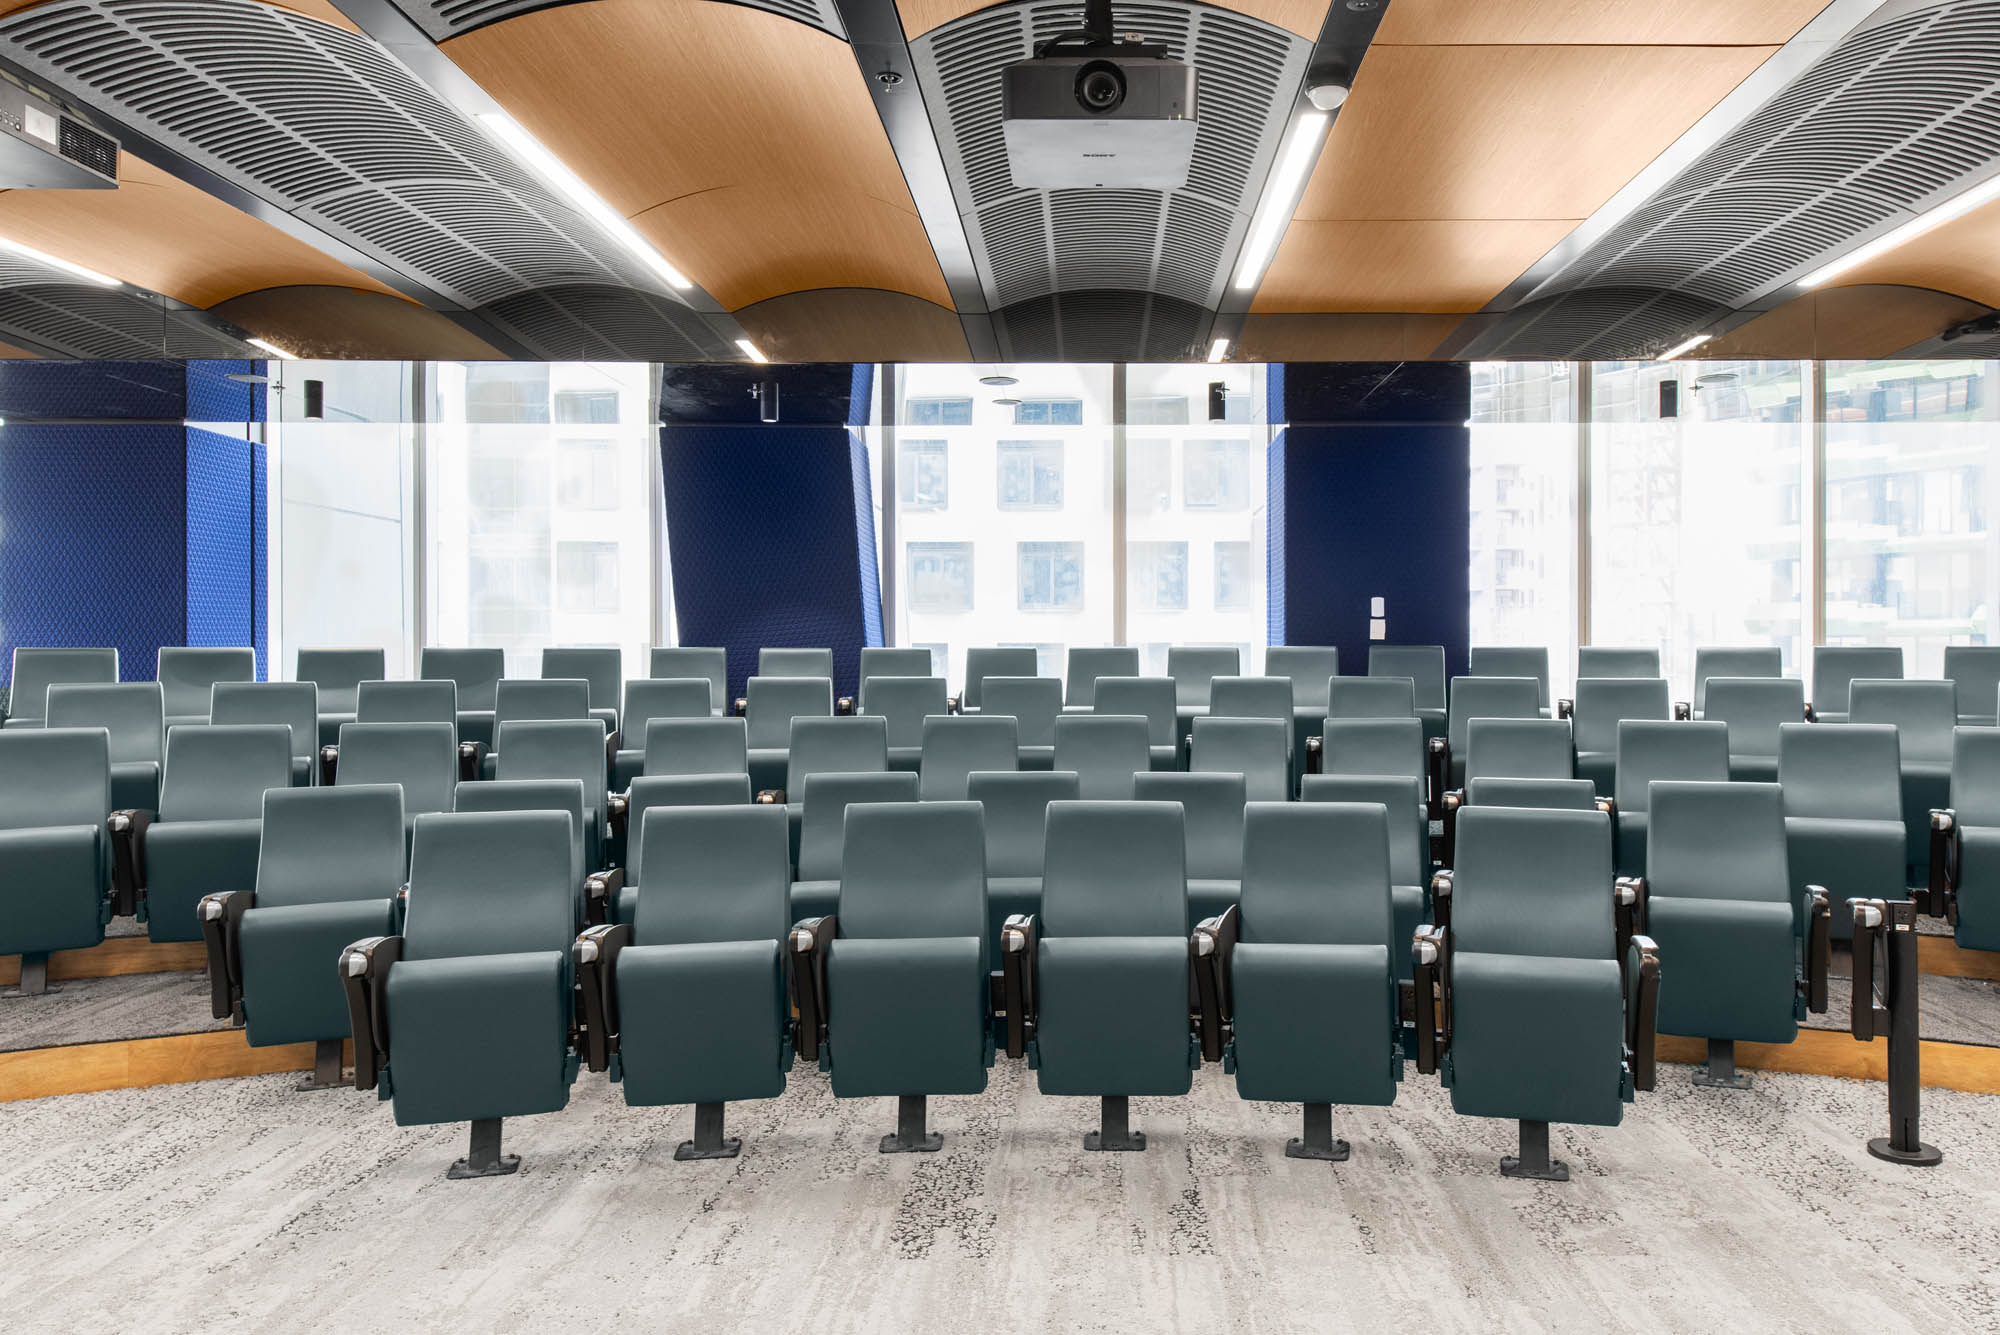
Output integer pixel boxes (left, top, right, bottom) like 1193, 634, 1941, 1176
847, 361, 884, 651
185, 427, 258, 653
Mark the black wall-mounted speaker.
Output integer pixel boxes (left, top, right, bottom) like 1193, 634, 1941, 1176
1658, 380, 1678, 420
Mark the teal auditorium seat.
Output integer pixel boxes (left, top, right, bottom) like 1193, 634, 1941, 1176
1936, 727, 2000, 950
1469, 647, 1550, 715
212, 681, 319, 787
1611, 719, 1729, 876
1319, 717, 1423, 780
1065, 646, 1139, 707
759, 647, 834, 682
790, 771, 918, 919
612, 679, 713, 790
1302, 773, 1426, 978
334, 722, 457, 849
456, 779, 589, 924
859, 647, 934, 684
807, 802, 994, 1151
46, 683, 164, 811
492, 719, 610, 871
1415, 805, 1657, 1180
1168, 646, 1240, 742
1944, 646, 2000, 727
140, 724, 292, 942
960, 646, 1038, 712
1196, 801, 1402, 1160
782, 714, 887, 804
1208, 676, 1296, 764
1190, 715, 1289, 802
1133, 770, 1245, 927
296, 647, 384, 747
344, 810, 580, 1177
5, 646, 117, 728
419, 646, 505, 748
579, 804, 794, 1158
157, 646, 254, 731
480, 678, 590, 779
742, 675, 833, 793
982, 675, 1062, 769
1368, 645, 1447, 741
356, 679, 456, 726
860, 674, 948, 772
1688, 647, 1780, 719
1009, 800, 1195, 1151
1444, 717, 1579, 861
0, 728, 112, 987
967, 769, 1076, 949
642, 716, 748, 777
1439, 676, 1541, 789
541, 647, 622, 737
1568, 676, 1668, 795
207, 784, 404, 1055
1849, 678, 1956, 884
1704, 677, 1805, 782
1263, 645, 1341, 760
1092, 676, 1180, 771
1329, 675, 1416, 720
648, 647, 728, 716
1576, 646, 1658, 681
1809, 645, 1902, 724
1465, 777, 1597, 811
918, 714, 1018, 800
1780, 722, 1905, 942
1054, 713, 1150, 800
609, 773, 751, 925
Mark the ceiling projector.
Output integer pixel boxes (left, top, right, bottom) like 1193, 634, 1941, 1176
1001, 0, 1197, 191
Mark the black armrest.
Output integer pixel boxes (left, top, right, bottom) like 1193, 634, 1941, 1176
947, 695, 964, 715
1412, 923, 1449, 1075
1799, 883, 1830, 1014
755, 788, 786, 805
107, 808, 150, 918
1594, 795, 1617, 820
1804, 702, 1818, 723
1425, 737, 1449, 819
339, 934, 403, 1092
457, 740, 488, 783
1849, 899, 1887, 1041
318, 744, 340, 787
1925, 809, 1958, 921
1000, 913, 1039, 1060
1614, 875, 1648, 990
788, 914, 837, 1062
1626, 933, 1661, 1093
607, 792, 629, 843
198, 889, 252, 1022
1182, 734, 1194, 769
1672, 701, 1692, 722
1556, 698, 1574, 720
1304, 734, 1323, 775
733, 696, 747, 717
1440, 789, 1463, 867
572, 923, 629, 1073
835, 696, 855, 717
1190, 905, 1239, 1064
1429, 868, 1454, 931
583, 866, 624, 927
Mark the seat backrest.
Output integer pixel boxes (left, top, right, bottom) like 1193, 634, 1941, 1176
962, 646, 1039, 709
1944, 646, 2000, 720
1041, 799, 1186, 937
1065, 646, 1140, 706
796, 771, 919, 881
968, 769, 1079, 878
1813, 645, 1904, 713
1240, 801, 1390, 947
1167, 646, 1241, 707
1328, 676, 1416, 719
355, 679, 457, 726
1263, 646, 1340, 711
643, 717, 749, 776
211, 682, 318, 765
1208, 676, 1293, 736
255, 783, 405, 909
1570, 676, 1669, 753
0, 727, 111, 830
1092, 676, 1176, 746
624, 774, 752, 883
494, 719, 608, 818
419, 647, 506, 711
1300, 774, 1424, 885
1447, 676, 1542, 753
1693, 647, 1781, 711
156, 646, 255, 719
1779, 722, 1901, 819
403, 810, 574, 960
295, 648, 385, 713
454, 778, 586, 890
1464, 717, 1574, 783
648, 647, 727, 711
1466, 776, 1597, 810
838, 803, 988, 970
981, 675, 1063, 746
1952, 727, 2000, 828
918, 715, 1018, 800
1849, 679, 1957, 765
1452, 806, 1613, 960
1648, 781, 1787, 905
621, 678, 714, 745
493, 678, 590, 731
786, 716, 888, 794
859, 647, 934, 682
160, 724, 293, 822
1613, 719, 1728, 811
1469, 647, 1550, 710
1577, 646, 1659, 680
540, 647, 621, 714
1704, 677, 1805, 756
1368, 645, 1446, 710
1133, 771, 1245, 880
760, 647, 834, 681
1189, 715, 1290, 801
333, 722, 457, 816
1322, 717, 1422, 779
46, 683, 164, 766
8, 647, 117, 724
634, 804, 791, 947
1053, 714, 1151, 800
859, 675, 949, 747
743, 675, 833, 748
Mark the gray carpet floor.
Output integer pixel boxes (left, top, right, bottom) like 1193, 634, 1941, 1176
2, 1062, 1996, 1332
0, 970, 226, 1051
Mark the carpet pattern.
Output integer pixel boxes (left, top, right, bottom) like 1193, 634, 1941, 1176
0, 971, 226, 1051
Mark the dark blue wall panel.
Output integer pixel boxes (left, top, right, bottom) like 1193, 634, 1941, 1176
184, 427, 258, 653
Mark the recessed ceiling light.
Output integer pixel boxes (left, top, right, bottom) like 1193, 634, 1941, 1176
734, 338, 768, 363
1232, 111, 1329, 292
1206, 336, 1230, 363
0, 235, 119, 287
979, 374, 1018, 386
1656, 333, 1712, 362
225, 372, 270, 384
245, 337, 297, 360
992, 396, 1021, 406
1798, 171, 2000, 289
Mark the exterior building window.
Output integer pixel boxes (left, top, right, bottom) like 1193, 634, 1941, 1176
899, 438, 948, 509
557, 439, 618, 510
556, 541, 620, 613
906, 396, 973, 426
1013, 398, 1083, 426
1215, 541, 1252, 610
1129, 540, 1188, 611
1183, 439, 1250, 511
554, 388, 618, 424
907, 541, 973, 611
998, 440, 1065, 509
1019, 540, 1085, 610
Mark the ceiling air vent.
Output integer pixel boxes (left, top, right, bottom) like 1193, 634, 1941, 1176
0, 77, 115, 187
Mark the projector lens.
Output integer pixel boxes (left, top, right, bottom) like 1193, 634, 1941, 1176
1075, 61, 1126, 114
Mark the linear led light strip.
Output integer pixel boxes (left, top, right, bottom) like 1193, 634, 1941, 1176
1656, 333, 1711, 361
246, 337, 297, 360
0, 234, 119, 286
1232, 112, 1329, 293
1798, 172, 2000, 289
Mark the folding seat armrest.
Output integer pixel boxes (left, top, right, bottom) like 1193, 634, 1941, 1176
107, 809, 150, 918
1849, 900, 1888, 1041
1798, 884, 1831, 1015
1440, 790, 1464, 867
1594, 795, 1617, 820
607, 792, 629, 842
755, 788, 786, 805
319, 744, 340, 786
1556, 698, 1573, 720
788, 915, 837, 1062
583, 867, 624, 927
1190, 905, 1238, 1064
339, 934, 404, 1092
1923, 809, 1958, 921
1429, 869, 1453, 931
835, 695, 855, 716
457, 740, 488, 783
1614, 876, 1649, 982
1411, 924, 1450, 1075
733, 695, 747, 716
1303, 734, 1323, 775
198, 890, 253, 1021
1625, 933, 1661, 1093
1425, 738, 1448, 819
1000, 913, 1039, 1060
1804, 701, 1818, 723
1673, 701, 1692, 721
947, 695, 964, 715
572, 923, 629, 1073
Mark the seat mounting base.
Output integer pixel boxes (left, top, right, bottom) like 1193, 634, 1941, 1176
880, 1094, 944, 1153
1867, 1137, 1942, 1167
447, 1118, 521, 1179
1084, 1095, 1146, 1152
295, 1038, 346, 1092
676, 1101, 744, 1160
1285, 1103, 1349, 1161
1500, 1119, 1569, 1181
1692, 1038, 1753, 1090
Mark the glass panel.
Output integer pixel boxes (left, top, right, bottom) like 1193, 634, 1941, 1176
1129, 540, 1188, 611
1470, 362, 1578, 694
898, 438, 949, 509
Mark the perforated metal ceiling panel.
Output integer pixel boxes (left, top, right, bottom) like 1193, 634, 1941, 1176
0, 249, 261, 358
389, 0, 845, 39
913, 0, 1308, 355
1472, 0, 2000, 358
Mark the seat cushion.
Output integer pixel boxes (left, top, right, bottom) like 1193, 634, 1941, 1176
385, 951, 574, 1126
1647, 897, 1798, 1045
1232, 941, 1396, 1106
1785, 816, 1908, 941
143, 818, 263, 943
0, 826, 106, 957
1034, 936, 1195, 1097
239, 898, 396, 1047
1445, 952, 1625, 1127
616, 940, 787, 1106
826, 936, 990, 1097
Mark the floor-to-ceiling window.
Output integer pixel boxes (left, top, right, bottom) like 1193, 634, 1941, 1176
1469, 361, 1579, 694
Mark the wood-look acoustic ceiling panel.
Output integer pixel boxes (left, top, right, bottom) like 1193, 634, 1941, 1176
442, 0, 951, 312
896, 0, 1331, 40
1824, 193, 2000, 310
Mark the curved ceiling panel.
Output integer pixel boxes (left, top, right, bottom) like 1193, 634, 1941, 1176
209, 283, 506, 357
441, 0, 948, 308
1255, 219, 1576, 313
0, 0, 358, 23
390, 0, 843, 39
1826, 192, 2000, 309
732, 287, 970, 362
1699, 283, 1991, 360
474, 284, 731, 361
896, 0, 1331, 40
1235, 311, 1466, 362
1372, 0, 1833, 47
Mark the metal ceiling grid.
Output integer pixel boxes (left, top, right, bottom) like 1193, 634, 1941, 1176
390, 0, 846, 40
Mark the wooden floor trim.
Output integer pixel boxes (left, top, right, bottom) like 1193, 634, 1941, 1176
1916, 935, 2000, 983
0, 1030, 350, 1102
1, 938, 206, 986
1659, 1028, 2000, 1095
